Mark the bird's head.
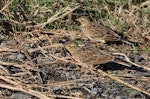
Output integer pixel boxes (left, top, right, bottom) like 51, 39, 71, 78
76, 16, 90, 27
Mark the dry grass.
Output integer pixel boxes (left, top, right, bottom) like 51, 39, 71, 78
0, 0, 150, 99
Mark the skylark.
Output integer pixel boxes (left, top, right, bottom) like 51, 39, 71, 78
65, 41, 114, 67
77, 16, 121, 43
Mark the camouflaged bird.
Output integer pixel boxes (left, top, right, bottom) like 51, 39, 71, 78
77, 16, 121, 43
65, 41, 114, 67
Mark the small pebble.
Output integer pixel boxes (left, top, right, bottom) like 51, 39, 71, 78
109, 94, 115, 98
0, 42, 7, 47
86, 94, 91, 99
52, 85, 61, 90
101, 93, 109, 98
7, 40, 17, 46
11, 92, 32, 99
116, 96, 127, 99
17, 53, 25, 60
130, 80, 136, 84
71, 75, 76, 79
138, 57, 145, 62
91, 88, 98, 95
0, 34, 5, 39
65, 72, 70, 78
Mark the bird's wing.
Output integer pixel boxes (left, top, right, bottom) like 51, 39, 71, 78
77, 47, 112, 65
90, 23, 121, 40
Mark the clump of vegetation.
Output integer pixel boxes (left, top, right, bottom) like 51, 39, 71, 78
0, 0, 149, 99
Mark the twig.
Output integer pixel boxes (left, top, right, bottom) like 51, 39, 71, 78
0, 83, 50, 99
30, 4, 80, 28
0, 75, 18, 85
0, 0, 13, 13
29, 44, 63, 53
113, 53, 150, 71
97, 69, 150, 96
0, 60, 39, 71
0, 48, 18, 52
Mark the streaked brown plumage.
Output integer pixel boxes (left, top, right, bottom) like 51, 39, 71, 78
65, 41, 113, 67
77, 16, 121, 43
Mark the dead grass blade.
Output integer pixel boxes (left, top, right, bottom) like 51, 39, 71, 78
113, 53, 150, 71
0, 0, 13, 13
0, 83, 50, 99
97, 69, 150, 96
28, 4, 80, 29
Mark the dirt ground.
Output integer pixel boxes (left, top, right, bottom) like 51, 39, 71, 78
0, 0, 150, 99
